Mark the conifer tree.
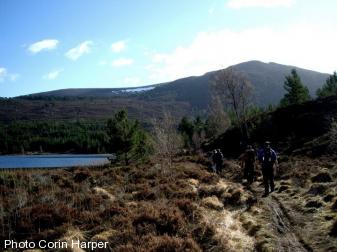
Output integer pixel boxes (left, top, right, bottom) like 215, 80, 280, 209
178, 117, 194, 148
280, 69, 311, 107
107, 110, 150, 165
317, 72, 337, 98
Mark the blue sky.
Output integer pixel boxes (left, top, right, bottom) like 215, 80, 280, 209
1, 0, 337, 97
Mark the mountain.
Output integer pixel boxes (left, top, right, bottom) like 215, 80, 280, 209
28, 60, 330, 107
233, 61, 330, 106
0, 61, 330, 123
29, 86, 158, 97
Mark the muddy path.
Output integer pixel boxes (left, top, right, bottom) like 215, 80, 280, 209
263, 195, 310, 252
250, 182, 312, 252
187, 159, 313, 251
173, 159, 337, 251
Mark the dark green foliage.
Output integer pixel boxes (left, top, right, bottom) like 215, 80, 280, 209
0, 120, 108, 154
245, 106, 264, 120
178, 117, 195, 147
207, 95, 337, 157
193, 116, 205, 137
107, 110, 151, 164
317, 72, 337, 98
132, 129, 153, 162
0, 111, 152, 160
280, 69, 311, 107
178, 116, 206, 149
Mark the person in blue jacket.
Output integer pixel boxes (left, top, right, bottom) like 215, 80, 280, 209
258, 141, 277, 197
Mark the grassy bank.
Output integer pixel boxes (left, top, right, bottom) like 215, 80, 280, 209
1, 154, 337, 251
0, 156, 248, 251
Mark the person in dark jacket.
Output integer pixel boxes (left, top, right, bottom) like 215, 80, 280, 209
240, 145, 256, 185
210, 150, 218, 173
215, 149, 224, 173
211, 149, 223, 174
258, 141, 277, 197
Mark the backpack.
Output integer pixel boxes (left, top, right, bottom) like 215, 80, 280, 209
263, 149, 274, 163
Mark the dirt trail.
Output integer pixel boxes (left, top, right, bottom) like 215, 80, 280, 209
263, 195, 308, 252
199, 178, 256, 251
251, 183, 311, 252
187, 160, 311, 251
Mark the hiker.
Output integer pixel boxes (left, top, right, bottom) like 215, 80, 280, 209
215, 149, 224, 174
212, 150, 218, 173
239, 145, 256, 185
210, 150, 218, 173
211, 149, 223, 173
258, 141, 277, 197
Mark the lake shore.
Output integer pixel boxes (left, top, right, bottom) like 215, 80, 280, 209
0, 154, 115, 169
1, 155, 337, 251
0, 155, 239, 251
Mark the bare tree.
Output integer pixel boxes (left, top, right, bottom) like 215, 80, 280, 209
210, 67, 253, 140
206, 95, 231, 138
192, 130, 205, 152
151, 111, 182, 166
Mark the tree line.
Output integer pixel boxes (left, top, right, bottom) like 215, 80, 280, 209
280, 69, 337, 102
187, 67, 337, 146
1, 68, 336, 165
0, 121, 108, 154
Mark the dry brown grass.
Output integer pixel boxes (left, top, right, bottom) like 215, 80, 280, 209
62, 227, 87, 252
0, 158, 233, 251
267, 156, 337, 251
202, 196, 224, 210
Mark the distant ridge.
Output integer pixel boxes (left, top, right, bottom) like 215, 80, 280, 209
1, 61, 330, 123
26, 60, 329, 107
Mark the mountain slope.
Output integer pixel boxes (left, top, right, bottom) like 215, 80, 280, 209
0, 61, 330, 123
28, 61, 330, 108
233, 61, 329, 106
205, 95, 337, 157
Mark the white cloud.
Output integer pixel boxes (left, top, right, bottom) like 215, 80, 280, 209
0, 68, 7, 75
65, 41, 93, 61
112, 58, 134, 67
0, 67, 19, 82
0, 68, 7, 82
227, 0, 294, 9
123, 77, 141, 86
28, 39, 59, 53
43, 69, 63, 80
111, 40, 126, 53
146, 23, 337, 83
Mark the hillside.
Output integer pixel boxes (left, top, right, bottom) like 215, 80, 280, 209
0, 96, 190, 124
0, 61, 329, 123
2, 148, 337, 251
142, 60, 329, 108
2, 95, 337, 251
233, 61, 329, 106
28, 60, 329, 107
205, 95, 337, 157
